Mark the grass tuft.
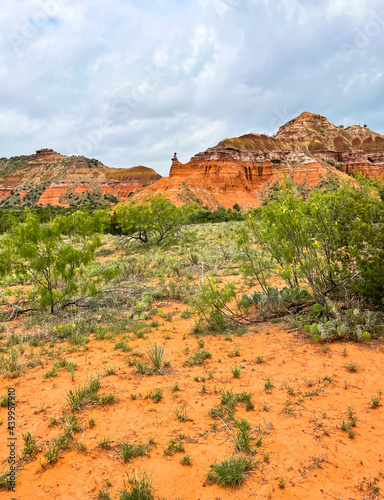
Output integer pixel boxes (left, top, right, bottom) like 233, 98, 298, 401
65, 377, 100, 411
207, 455, 256, 487
120, 471, 154, 500
146, 342, 166, 372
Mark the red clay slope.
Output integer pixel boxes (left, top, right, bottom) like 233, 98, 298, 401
0, 149, 162, 207
139, 112, 384, 208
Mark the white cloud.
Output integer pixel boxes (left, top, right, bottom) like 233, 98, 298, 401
0, 0, 383, 175
325, 0, 379, 21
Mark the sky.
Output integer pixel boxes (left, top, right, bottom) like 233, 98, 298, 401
0, 0, 384, 176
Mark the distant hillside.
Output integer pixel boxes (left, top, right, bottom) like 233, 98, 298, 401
0, 149, 161, 208
3, 114, 383, 210
139, 112, 384, 208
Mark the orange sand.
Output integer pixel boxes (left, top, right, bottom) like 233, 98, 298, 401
1, 306, 383, 499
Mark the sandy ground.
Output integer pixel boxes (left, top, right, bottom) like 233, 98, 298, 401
1, 301, 383, 500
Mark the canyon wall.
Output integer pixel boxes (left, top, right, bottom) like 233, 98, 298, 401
139, 112, 384, 208
0, 149, 161, 207
1, 113, 383, 210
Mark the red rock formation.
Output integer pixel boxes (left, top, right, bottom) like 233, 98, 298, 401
0, 151, 161, 207
32, 149, 64, 162
139, 113, 384, 208
1, 113, 383, 210
37, 184, 74, 206
0, 189, 13, 200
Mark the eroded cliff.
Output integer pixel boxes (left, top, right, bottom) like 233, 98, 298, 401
0, 149, 161, 207
140, 112, 384, 208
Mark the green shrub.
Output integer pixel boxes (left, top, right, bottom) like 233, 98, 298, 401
0, 210, 107, 313
114, 194, 182, 244
237, 181, 384, 309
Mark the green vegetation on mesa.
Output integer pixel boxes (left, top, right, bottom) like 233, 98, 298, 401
60, 189, 118, 209
0, 153, 119, 209
0, 155, 102, 178
0, 155, 29, 177
0, 185, 117, 210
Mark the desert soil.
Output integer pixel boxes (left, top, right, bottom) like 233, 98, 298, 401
0, 241, 383, 500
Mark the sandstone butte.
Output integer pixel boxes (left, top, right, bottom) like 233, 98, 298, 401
0, 149, 162, 207
1, 112, 383, 209
138, 111, 384, 208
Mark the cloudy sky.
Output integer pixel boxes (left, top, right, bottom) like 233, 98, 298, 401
0, 0, 384, 175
